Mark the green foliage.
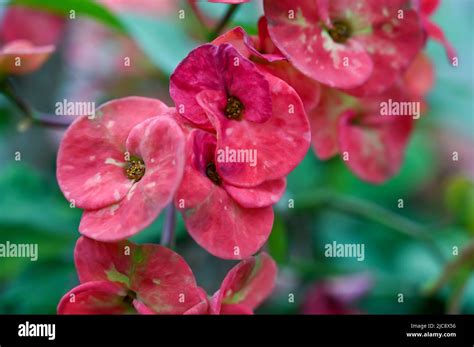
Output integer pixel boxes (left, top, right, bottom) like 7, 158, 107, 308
444, 176, 474, 233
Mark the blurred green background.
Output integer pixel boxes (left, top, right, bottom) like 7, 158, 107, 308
0, 0, 473, 314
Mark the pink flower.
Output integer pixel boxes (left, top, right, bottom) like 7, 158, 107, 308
263, 0, 424, 96
58, 237, 208, 314
175, 129, 282, 259
309, 85, 414, 183
212, 20, 321, 112
0, 5, 64, 75
301, 273, 373, 314
58, 237, 277, 314
416, 0, 456, 62
170, 43, 311, 187
170, 43, 310, 258
56, 97, 185, 241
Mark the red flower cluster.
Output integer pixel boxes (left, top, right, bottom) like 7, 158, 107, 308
50, 0, 454, 314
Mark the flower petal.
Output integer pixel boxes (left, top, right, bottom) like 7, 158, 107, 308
175, 130, 274, 259
210, 252, 277, 313
338, 108, 414, 183
198, 71, 310, 187
0, 40, 54, 75
57, 97, 173, 210
73, 237, 203, 314
170, 43, 272, 127
78, 116, 185, 241
263, 0, 373, 88
57, 281, 129, 314
224, 178, 286, 208
309, 87, 357, 159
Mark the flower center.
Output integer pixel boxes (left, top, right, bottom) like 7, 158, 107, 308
206, 162, 221, 185
125, 157, 146, 181
224, 96, 244, 120
327, 20, 352, 43
123, 290, 136, 306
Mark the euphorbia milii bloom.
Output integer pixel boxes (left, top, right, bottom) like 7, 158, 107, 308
0, 5, 64, 75
57, 97, 185, 241
58, 237, 277, 314
175, 129, 283, 259
301, 273, 373, 314
170, 43, 311, 188
57, 237, 208, 314
309, 85, 414, 183
263, 0, 424, 96
212, 20, 321, 112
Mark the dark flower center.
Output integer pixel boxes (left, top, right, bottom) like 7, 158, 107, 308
224, 96, 244, 120
125, 157, 146, 181
123, 290, 137, 306
206, 162, 221, 185
327, 20, 352, 43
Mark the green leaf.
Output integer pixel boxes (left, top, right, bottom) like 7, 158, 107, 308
268, 215, 288, 265
10, 0, 125, 32
444, 176, 474, 233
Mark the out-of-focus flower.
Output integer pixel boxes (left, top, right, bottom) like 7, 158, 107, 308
309, 84, 414, 183
175, 129, 281, 259
263, 0, 424, 96
416, 0, 456, 62
0, 5, 65, 75
58, 237, 277, 314
57, 97, 185, 241
301, 273, 373, 314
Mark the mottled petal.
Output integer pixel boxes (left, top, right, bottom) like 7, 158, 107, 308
224, 178, 286, 208
78, 116, 185, 241
170, 43, 272, 127
211, 252, 277, 313
57, 281, 129, 315
175, 130, 274, 259
219, 303, 254, 314
198, 71, 310, 187
309, 87, 356, 159
264, 0, 373, 88
338, 108, 414, 183
57, 97, 173, 210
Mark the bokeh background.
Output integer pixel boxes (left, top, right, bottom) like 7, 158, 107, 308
0, 0, 473, 314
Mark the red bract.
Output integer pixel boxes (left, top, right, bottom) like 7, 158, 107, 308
175, 129, 281, 259
310, 85, 414, 183
417, 0, 456, 62
212, 20, 321, 112
170, 43, 273, 130
56, 97, 185, 241
0, 6, 64, 75
58, 237, 206, 314
58, 237, 277, 314
263, 0, 424, 96
210, 252, 277, 314
171, 42, 311, 188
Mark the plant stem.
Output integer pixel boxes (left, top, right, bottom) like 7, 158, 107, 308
1, 78, 73, 128
209, 4, 239, 40
292, 189, 447, 263
161, 203, 176, 248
